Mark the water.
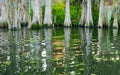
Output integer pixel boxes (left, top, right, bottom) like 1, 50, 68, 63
0, 28, 120, 75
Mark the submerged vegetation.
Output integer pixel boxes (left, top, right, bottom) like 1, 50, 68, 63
0, 0, 120, 29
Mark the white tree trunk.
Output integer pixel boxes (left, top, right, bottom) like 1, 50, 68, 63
104, 6, 113, 27
27, 0, 32, 29
7, 0, 14, 29
98, 0, 104, 28
43, 0, 52, 25
113, 3, 119, 28
113, 13, 118, 28
6, 0, 20, 29
80, 0, 87, 26
32, 0, 41, 24
39, 0, 43, 24
0, 0, 8, 23
85, 0, 93, 26
64, 0, 71, 26
20, 0, 28, 23
14, 0, 19, 28
17, 1, 22, 29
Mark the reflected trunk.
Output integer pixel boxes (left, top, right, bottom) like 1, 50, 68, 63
64, 28, 71, 49
64, 28, 71, 74
98, 29, 103, 58
44, 28, 53, 74
85, 28, 92, 75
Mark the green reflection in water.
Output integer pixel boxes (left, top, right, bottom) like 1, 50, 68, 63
0, 28, 120, 75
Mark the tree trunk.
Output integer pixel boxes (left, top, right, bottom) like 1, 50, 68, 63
80, 0, 87, 26
98, 0, 104, 28
21, 0, 29, 23
39, 0, 43, 24
64, 0, 71, 26
85, 0, 93, 26
104, 6, 113, 27
113, 12, 118, 28
14, 0, 19, 29
43, 0, 52, 26
17, 1, 22, 29
32, 0, 42, 24
0, 0, 8, 24
113, 2, 119, 28
27, 0, 32, 29
7, 0, 14, 29
6, 0, 21, 29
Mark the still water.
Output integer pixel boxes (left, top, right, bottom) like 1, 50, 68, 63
0, 27, 120, 75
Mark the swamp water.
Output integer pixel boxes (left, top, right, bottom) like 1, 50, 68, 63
0, 27, 120, 75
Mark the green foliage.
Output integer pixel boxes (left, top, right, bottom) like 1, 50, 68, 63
42, 5, 45, 18
92, 3, 99, 25
52, 1, 82, 25
110, 16, 114, 27
29, 5, 33, 19
52, 1, 65, 25
70, 5, 82, 25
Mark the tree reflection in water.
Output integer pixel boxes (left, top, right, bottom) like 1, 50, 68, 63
43, 28, 53, 75
85, 28, 93, 75
0, 28, 120, 75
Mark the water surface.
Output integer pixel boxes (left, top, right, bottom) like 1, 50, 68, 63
0, 28, 120, 75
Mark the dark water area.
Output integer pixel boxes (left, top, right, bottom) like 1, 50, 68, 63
0, 27, 120, 75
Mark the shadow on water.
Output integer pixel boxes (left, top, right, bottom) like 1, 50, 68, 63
0, 28, 120, 75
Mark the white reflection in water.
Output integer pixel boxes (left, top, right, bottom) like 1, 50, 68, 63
64, 28, 71, 49
113, 29, 119, 60
64, 28, 71, 62
80, 28, 86, 43
97, 29, 102, 57
113, 29, 118, 38
113, 29, 118, 48
1, 28, 120, 75
85, 29, 93, 75
85, 28, 92, 56
106, 29, 111, 50
41, 48, 46, 57
42, 58, 47, 72
70, 71, 76, 75
44, 29, 52, 58
43, 28, 52, 73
